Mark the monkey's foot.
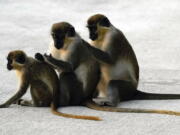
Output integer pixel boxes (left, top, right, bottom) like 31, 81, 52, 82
15, 99, 34, 107
13, 99, 23, 105
93, 97, 115, 106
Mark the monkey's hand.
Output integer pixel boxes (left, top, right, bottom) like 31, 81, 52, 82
44, 53, 52, 58
43, 53, 57, 67
44, 53, 73, 72
35, 53, 45, 62
0, 103, 9, 108
43, 53, 53, 63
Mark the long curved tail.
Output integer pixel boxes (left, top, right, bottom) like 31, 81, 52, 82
85, 100, 180, 116
50, 103, 102, 121
134, 90, 180, 100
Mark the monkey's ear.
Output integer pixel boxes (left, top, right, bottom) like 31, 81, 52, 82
67, 27, 75, 37
16, 54, 26, 64
99, 17, 110, 27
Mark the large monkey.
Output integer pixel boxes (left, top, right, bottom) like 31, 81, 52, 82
85, 14, 180, 107
35, 22, 101, 117
36, 22, 180, 116
0, 50, 101, 121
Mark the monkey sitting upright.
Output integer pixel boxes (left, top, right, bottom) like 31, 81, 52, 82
35, 22, 101, 114
0, 50, 101, 121
85, 14, 180, 107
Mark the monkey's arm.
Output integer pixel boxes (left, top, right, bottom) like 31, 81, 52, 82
84, 42, 113, 64
44, 54, 74, 72
0, 74, 29, 108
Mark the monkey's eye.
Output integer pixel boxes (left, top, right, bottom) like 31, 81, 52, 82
87, 25, 97, 31
51, 33, 56, 38
59, 35, 65, 39
87, 25, 94, 28
16, 55, 25, 64
7, 57, 12, 63
7, 56, 11, 61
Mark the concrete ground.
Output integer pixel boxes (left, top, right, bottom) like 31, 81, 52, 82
0, 0, 180, 135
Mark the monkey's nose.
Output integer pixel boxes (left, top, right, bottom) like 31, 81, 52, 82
90, 33, 98, 41
7, 64, 13, 70
54, 41, 63, 49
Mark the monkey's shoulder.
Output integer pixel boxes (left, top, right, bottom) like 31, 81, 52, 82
26, 58, 55, 74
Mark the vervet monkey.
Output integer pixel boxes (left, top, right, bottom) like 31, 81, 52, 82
0, 50, 101, 121
86, 14, 180, 107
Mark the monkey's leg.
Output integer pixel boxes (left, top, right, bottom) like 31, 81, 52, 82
93, 80, 120, 106
52, 72, 102, 121
93, 80, 137, 106
30, 81, 52, 107
0, 77, 29, 108
59, 72, 84, 106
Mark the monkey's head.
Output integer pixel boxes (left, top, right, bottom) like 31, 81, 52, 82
87, 14, 111, 41
7, 50, 26, 70
51, 22, 76, 49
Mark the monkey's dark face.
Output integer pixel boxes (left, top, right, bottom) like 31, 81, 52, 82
87, 25, 98, 41
7, 57, 13, 70
51, 31, 65, 49
7, 50, 26, 70
51, 22, 76, 49
87, 14, 111, 41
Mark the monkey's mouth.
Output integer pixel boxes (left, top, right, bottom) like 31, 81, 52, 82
7, 64, 13, 70
90, 33, 98, 41
54, 41, 64, 49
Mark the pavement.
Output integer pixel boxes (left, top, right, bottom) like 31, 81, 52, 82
0, 0, 180, 135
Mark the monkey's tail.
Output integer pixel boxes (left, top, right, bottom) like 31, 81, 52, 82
134, 90, 180, 100
50, 103, 102, 121
85, 100, 180, 116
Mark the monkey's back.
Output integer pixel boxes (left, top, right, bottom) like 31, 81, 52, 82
107, 29, 139, 88
27, 58, 59, 93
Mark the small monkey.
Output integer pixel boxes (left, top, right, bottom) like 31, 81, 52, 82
86, 14, 180, 107
0, 50, 101, 121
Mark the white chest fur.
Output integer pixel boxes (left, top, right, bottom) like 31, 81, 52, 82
75, 62, 89, 90
15, 70, 24, 90
49, 42, 88, 89
49, 43, 69, 61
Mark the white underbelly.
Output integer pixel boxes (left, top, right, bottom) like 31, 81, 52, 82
49, 43, 69, 61
100, 62, 131, 83
49, 44, 70, 73
110, 60, 133, 81
98, 60, 134, 97
75, 63, 88, 90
